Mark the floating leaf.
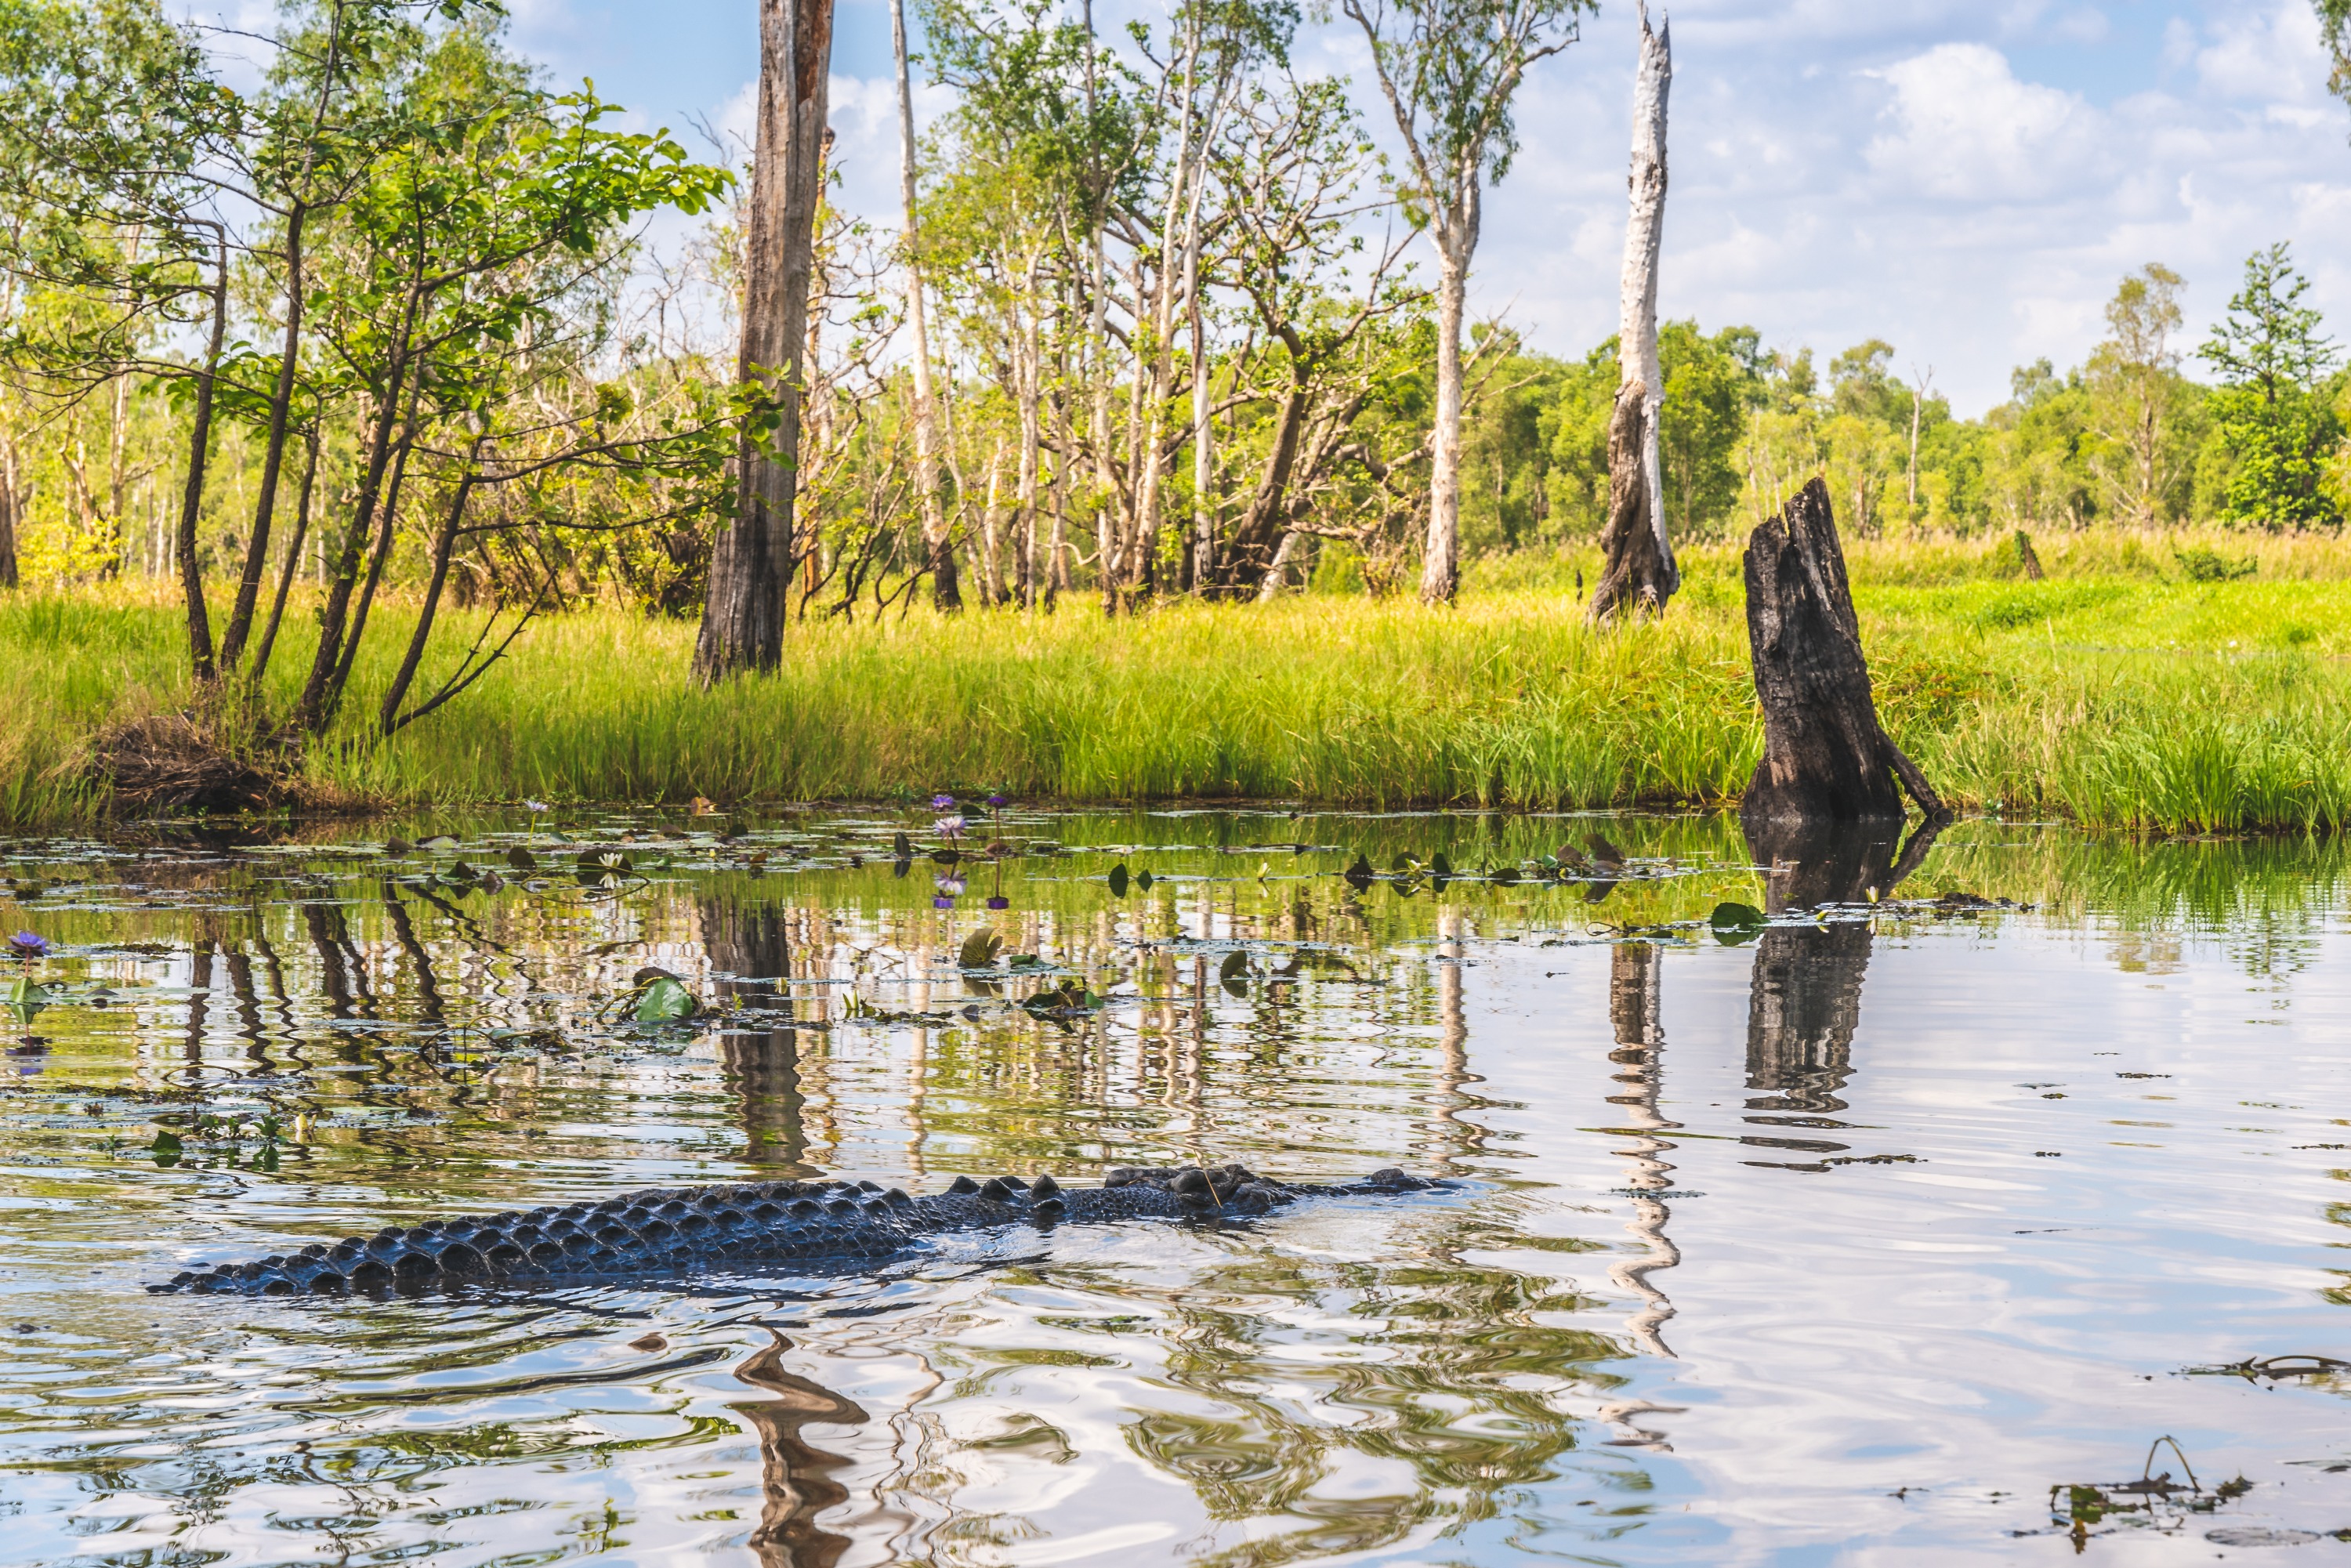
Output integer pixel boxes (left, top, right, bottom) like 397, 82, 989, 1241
1006, 954, 1044, 969
383, 838, 414, 856
893, 831, 913, 860
635, 976, 700, 1023
958, 929, 1005, 969
1343, 855, 1375, 888
1107, 864, 1130, 896
150, 1129, 183, 1166
418, 835, 459, 850
1494, 866, 1521, 885
1429, 853, 1454, 877
506, 847, 538, 871
1709, 902, 1767, 944
1218, 952, 1249, 981
255, 1143, 279, 1173
1135, 869, 1154, 891
1391, 853, 1415, 873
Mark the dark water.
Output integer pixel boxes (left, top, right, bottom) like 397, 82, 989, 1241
2, 806, 2349, 1566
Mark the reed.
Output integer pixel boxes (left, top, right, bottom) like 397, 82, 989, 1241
10, 539, 2351, 832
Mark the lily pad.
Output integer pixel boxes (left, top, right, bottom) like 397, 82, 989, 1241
634, 976, 700, 1023
1107, 864, 1130, 896
1218, 951, 1250, 981
506, 847, 538, 871
959, 929, 1005, 969
1710, 902, 1768, 943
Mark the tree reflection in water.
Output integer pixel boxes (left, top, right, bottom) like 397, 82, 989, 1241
730, 1330, 870, 1568
1742, 819, 1942, 1150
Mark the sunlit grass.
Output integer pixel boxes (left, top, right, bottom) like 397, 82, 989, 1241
11, 532, 2351, 832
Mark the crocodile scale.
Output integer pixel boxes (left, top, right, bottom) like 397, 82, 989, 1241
153, 1164, 1443, 1296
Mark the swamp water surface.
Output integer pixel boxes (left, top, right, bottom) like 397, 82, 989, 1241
1, 808, 2349, 1566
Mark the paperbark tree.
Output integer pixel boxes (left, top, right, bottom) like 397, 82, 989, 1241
892, 0, 959, 611
696, 0, 836, 680
1344, 0, 1591, 604
1588, 1, 1672, 621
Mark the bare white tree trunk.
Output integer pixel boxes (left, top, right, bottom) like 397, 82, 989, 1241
1617, 0, 1673, 592
1422, 234, 1469, 604
892, 0, 958, 610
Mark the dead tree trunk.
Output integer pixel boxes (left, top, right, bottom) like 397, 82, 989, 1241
695, 0, 835, 681
1741, 476, 1947, 829
1589, 2, 1675, 623
1588, 384, 1670, 619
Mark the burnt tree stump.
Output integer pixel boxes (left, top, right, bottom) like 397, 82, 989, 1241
1741, 477, 1947, 829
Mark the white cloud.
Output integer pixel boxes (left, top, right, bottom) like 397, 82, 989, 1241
1864, 43, 2103, 201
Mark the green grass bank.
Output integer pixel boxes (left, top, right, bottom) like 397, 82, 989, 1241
11, 531, 2351, 831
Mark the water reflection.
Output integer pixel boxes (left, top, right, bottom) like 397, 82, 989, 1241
5, 809, 2351, 1564
733, 1331, 870, 1568
1741, 819, 1941, 1155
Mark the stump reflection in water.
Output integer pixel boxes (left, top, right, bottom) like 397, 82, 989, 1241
1742, 817, 1943, 1132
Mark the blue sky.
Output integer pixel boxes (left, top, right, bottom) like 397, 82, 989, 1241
187, 0, 2351, 415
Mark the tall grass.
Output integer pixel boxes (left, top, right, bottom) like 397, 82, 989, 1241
13, 548, 2351, 831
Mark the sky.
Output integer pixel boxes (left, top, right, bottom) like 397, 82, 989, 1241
179, 0, 2351, 415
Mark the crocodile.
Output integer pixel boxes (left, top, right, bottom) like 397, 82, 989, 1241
153, 1163, 1444, 1296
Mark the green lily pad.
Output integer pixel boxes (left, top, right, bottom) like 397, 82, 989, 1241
1107, 864, 1130, 896
959, 929, 1005, 969
1218, 951, 1249, 981
1710, 902, 1768, 944
635, 976, 700, 1023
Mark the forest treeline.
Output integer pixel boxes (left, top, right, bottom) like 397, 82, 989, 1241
3, 0, 2349, 713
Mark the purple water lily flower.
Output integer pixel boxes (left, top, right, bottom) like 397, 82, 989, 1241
987, 896, 1010, 911
986, 794, 1008, 809
933, 896, 956, 910
935, 815, 966, 840
931, 794, 955, 810
936, 874, 968, 897
7, 932, 48, 961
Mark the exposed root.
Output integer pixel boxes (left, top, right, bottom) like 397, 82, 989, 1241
85, 711, 299, 815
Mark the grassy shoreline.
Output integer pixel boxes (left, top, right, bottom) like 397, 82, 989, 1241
13, 534, 2351, 832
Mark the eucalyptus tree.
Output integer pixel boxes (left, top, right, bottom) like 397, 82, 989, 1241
694, 0, 834, 681
291, 22, 727, 731
890, 0, 958, 610
1342, 0, 1591, 603
0, 0, 235, 663
1201, 72, 1414, 593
